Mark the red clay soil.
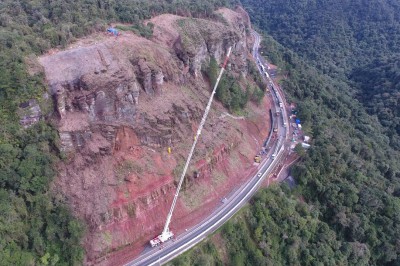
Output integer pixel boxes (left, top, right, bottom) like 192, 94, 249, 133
97, 163, 260, 266
83, 65, 272, 266
95, 97, 272, 266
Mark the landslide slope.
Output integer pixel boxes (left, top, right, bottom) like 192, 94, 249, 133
39, 7, 270, 264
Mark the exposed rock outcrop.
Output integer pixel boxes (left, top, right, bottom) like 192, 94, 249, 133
38, 7, 270, 264
18, 99, 42, 128
136, 59, 165, 95
172, 18, 239, 77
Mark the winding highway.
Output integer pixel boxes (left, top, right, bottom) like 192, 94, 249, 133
124, 30, 290, 266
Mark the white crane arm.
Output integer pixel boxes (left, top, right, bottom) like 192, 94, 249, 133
161, 47, 232, 236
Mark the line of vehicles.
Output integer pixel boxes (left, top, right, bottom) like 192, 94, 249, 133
254, 55, 289, 163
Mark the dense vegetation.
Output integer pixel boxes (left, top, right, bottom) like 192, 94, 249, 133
240, 0, 400, 147
207, 56, 264, 112
241, 2, 400, 263
0, 0, 231, 264
223, 186, 371, 265
351, 57, 400, 149
0, 122, 85, 265
208, 57, 248, 112
168, 239, 223, 266
272, 43, 400, 264
175, 1, 400, 265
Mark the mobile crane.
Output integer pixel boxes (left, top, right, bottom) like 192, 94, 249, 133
150, 47, 232, 248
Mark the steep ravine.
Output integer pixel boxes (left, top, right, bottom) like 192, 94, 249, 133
38, 7, 270, 265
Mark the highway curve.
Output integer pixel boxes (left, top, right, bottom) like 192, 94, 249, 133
125, 30, 290, 266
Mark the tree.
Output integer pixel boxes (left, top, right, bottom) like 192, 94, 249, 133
207, 56, 219, 87
250, 85, 264, 105
215, 76, 231, 108
294, 143, 306, 157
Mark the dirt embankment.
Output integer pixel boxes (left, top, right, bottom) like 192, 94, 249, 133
38, 7, 271, 265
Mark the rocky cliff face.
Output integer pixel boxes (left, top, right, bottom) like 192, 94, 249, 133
39, 7, 269, 264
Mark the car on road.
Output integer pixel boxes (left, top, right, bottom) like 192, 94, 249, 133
257, 173, 262, 177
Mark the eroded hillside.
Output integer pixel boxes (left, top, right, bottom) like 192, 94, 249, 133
38, 7, 270, 264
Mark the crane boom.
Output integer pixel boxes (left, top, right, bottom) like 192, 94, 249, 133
157, 47, 232, 243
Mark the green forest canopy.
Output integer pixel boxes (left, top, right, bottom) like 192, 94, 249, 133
240, 0, 400, 147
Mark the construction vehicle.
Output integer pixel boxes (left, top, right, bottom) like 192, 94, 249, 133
150, 230, 174, 247
254, 155, 261, 163
149, 47, 232, 248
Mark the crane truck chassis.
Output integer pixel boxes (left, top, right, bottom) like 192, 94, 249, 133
150, 230, 174, 247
